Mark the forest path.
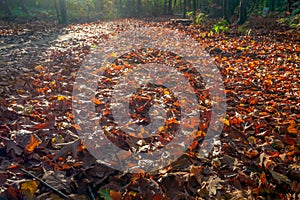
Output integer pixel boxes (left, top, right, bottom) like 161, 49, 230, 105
0, 20, 114, 96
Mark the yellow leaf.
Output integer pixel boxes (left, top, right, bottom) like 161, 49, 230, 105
35, 65, 45, 71
219, 117, 230, 126
50, 80, 56, 86
264, 79, 272, 86
158, 126, 165, 132
51, 135, 65, 148
225, 67, 235, 71
237, 46, 245, 51
21, 180, 39, 200
111, 52, 117, 57
247, 136, 256, 145
54, 95, 69, 101
163, 89, 170, 95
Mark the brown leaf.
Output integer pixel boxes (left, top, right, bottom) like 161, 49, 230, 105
6, 140, 23, 156
52, 139, 81, 161
269, 169, 291, 185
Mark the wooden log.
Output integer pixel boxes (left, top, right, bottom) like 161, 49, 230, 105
170, 19, 192, 26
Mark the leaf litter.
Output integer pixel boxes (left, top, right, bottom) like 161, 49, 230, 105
0, 18, 299, 199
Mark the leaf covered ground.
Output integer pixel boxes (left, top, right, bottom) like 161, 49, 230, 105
0, 18, 299, 199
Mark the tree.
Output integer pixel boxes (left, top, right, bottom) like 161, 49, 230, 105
0, 0, 13, 17
54, 0, 67, 24
223, 0, 240, 23
20, 0, 29, 14
183, 0, 187, 18
209, 0, 223, 18
237, 0, 247, 25
59, 0, 67, 24
137, 0, 142, 17
168, 0, 173, 14
192, 0, 196, 17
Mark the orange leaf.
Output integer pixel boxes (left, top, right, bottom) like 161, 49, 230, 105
110, 190, 122, 200
249, 98, 258, 105
33, 122, 50, 130
287, 120, 298, 134
189, 140, 199, 151
92, 98, 102, 105
287, 126, 298, 134
26, 135, 42, 153
165, 118, 179, 126
245, 149, 259, 159
260, 172, 267, 186
173, 101, 181, 107
54, 163, 72, 171
16, 89, 26, 94
72, 124, 82, 130
8, 164, 19, 170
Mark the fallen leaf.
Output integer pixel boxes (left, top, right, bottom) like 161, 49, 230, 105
269, 169, 291, 185
35, 65, 45, 71
21, 180, 39, 200
26, 134, 42, 153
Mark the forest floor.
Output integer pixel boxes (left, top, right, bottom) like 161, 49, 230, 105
0, 18, 299, 200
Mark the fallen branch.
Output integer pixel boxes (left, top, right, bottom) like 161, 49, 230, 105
21, 168, 70, 199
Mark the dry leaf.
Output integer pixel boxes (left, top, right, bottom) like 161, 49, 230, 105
21, 180, 39, 200
25, 134, 42, 153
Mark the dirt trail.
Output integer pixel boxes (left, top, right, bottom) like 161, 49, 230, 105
0, 20, 113, 97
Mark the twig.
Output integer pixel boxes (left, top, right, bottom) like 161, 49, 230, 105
21, 168, 70, 199
88, 184, 96, 200
0, 136, 10, 141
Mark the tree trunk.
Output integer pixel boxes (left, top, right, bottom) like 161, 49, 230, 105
237, 0, 247, 25
117, 0, 122, 17
1, 0, 13, 17
164, 0, 167, 14
183, 0, 187, 18
187, 0, 191, 11
270, 0, 275, 11
59, 0, 67, 24
209, 0, 224, 18
192, 0, 196, 16
286, 0, 292, 15
20, 0, 29, 14
173, 0, 177, 10
137, 0, 142, 17
168, 0, 173, 14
